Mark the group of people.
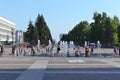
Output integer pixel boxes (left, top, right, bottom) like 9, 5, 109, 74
0, 43, 96, 57
11, 44, 37, 56
74, 45, 92, 57
1, 42, 120, 58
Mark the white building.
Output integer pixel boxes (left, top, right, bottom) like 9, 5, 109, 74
0, 17, 15, 42
16, 30, 24, 43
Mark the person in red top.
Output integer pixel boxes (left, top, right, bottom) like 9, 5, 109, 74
85, 46, 89, 57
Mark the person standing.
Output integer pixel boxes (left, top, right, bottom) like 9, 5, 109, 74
12, 45, 16, 55
0, 45, 4, 56
119, 45, 120, 57
50, 45, 56, 57
85, 46, 89, 57
75, 46, 81, 57
31, 46, 35, 56
113, 46, 118, 56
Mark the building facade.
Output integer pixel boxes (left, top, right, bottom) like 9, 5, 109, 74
0, 17, 15, 42
16, 30, 24, 43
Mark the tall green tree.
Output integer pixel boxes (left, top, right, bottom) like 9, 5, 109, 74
35, 14, 52, 46
33, 26, 39, 44
25, 20, 37, 44
61, 34, 68, 41
101, 12, 107, 43
111, 16, 119, 44
23, 31, 27, 42
90, 12, 103, 42
118, 25, 120, 43
104, 17, 114, 45
67, 21, 90, 45
60, 12, 120, 46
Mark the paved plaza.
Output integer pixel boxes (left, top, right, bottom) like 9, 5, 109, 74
0, 47, 119, 80
0, 55, 119, 80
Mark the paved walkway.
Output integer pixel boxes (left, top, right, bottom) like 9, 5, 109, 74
0, 56, 120, 80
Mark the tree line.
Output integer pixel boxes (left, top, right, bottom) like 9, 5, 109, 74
61, 12, 120, 46
24, 12, 120, 47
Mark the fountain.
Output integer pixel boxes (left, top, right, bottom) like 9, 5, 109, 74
69, 41, 75, 55
97, 40, 101, 56
59, 41, 75, 57
84, 41, 87, 47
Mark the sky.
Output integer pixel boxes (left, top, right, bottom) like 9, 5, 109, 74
0, 0, 120, 41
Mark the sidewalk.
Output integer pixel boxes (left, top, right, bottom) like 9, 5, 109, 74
0, 55, 120, 80
15, 57, 120, 80
16, 60, 48, 80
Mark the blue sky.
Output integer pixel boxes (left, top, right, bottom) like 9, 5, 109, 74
0, 0, 120, 41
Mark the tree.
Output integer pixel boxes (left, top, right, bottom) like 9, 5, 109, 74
101, 12, 107, 43
61, 12, 120, 46
118, 25, 120, 43
90, 12, 103, 42
35, 14, 52, 46
104, 17, 114, 45
111, 16, 119, 44
33, 26, 39, 44
66, 21, 90, 45
25, 20, 37, 44
23, 31, 27, 42
61, 34, 68, 41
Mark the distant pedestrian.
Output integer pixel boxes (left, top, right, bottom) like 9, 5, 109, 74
23, 46, 27, 56
90, 46, 94, 56
67, 49, 70, 57
31, 46, 35, 56
57, 45, 61, 56
19, 44, 24, 54
12, 45, 16, 55
75, 46, 81, 57
119, 45, 120, 56
0, 45, 4, 56
113, 46, 118, 56
57, 46, 60, 52
85, 46, 89, 57
50, 45, 56, 57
